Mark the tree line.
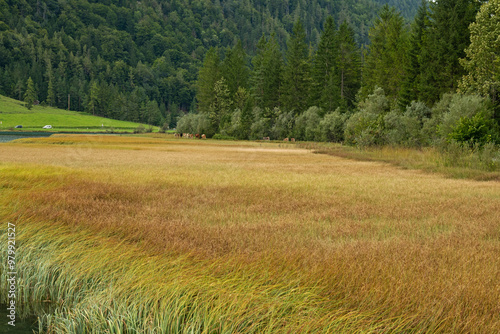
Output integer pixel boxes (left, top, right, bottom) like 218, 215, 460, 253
0, 0, 420, 128
179, 0, 499, 152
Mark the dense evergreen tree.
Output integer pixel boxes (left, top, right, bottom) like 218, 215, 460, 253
398, 0, 428, 109
24, 77, 36, 110
281, 20, 311, 114
418, 0, 480, 105
250, 36, 268, 108
196, 47, 221, 113
250, 34, 283, 110
221, 40, 250, 101
310, 16, 338, 111
361, 5, 408, 103
336, 22, 362, 111
87, 80, 99, 116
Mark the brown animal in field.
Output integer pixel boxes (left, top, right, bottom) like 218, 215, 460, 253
189, 134, 194, 139
195, 133, 200, 139
263, 137, 270, 141
284, 138, 289, 142
201, 134, 206, 139
174, 133, 180, 138
291, 138, 295, 142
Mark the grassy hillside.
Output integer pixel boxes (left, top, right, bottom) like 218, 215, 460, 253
0, 95, 156, 132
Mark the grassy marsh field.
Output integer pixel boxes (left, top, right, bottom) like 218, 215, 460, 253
1, 134, 499, 333
0, 95, 154, 132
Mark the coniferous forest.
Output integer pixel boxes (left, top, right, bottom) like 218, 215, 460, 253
1, 0, 499, 150
0, 0, 420, 124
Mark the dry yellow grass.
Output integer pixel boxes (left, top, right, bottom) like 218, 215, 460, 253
1, 134, 500, 332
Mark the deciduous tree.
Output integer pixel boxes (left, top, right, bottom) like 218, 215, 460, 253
459, 0, 500, 121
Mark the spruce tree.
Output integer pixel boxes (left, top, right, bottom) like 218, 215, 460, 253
24, 77, 36, 110
281, 19, 311, 114
45, 58, 56, 107
46, 76, 55, 107
87, 81, 99, 115
399, 0, 428, 109
311, 16, 338, 111
196, 47, 221, 113
361, 5, 408, 103
337, 22, 361, 111
418, 0, 480, 105
221, 40, 249, 101
261, 34, 283, 110
250, 36, 267, 108
251, 34, 283, 110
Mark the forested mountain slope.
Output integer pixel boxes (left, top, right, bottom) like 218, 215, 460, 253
0, 0, 420, 126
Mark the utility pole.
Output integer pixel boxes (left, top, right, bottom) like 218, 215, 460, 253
68, 94, 70, 111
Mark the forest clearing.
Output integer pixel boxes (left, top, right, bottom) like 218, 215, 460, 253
1, 135, 499, 333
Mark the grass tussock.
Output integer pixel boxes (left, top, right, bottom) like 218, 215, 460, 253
1, 135, 500, 333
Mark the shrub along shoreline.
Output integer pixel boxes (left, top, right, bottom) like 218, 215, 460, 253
177, 90, 500, 181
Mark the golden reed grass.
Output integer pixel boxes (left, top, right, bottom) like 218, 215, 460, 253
1, 134, 499, 332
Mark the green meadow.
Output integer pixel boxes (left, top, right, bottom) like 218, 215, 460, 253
0, 95, 155, 132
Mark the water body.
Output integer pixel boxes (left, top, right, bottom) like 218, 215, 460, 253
0, 132, 54, 143
0, 304, 38, 333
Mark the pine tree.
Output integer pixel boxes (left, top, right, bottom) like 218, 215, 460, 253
196, 47, 221, 113
281, 19, 311, 114
310, 16, 338, 111
337, 21, 362, 111
24, 77, 37, 110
